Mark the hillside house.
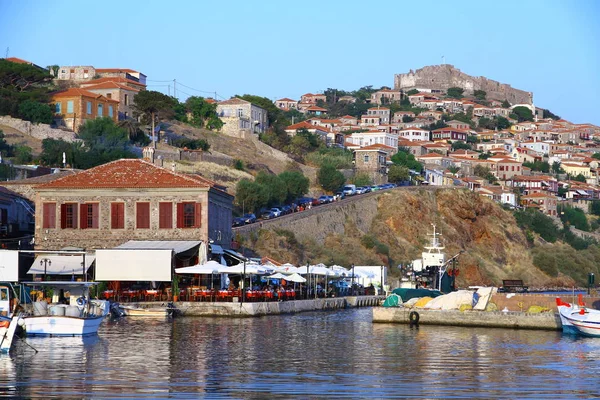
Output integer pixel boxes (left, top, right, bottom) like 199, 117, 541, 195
51, 88, 119, 132
33, 159, 233, 251
520, 192, 558, 216
300, 93, 326, 104
353, 146, 388, 184
274, 98, 298, 110
348, 131, 398, 149
370, 89, 402, 105
431, 128, 469, 142
81, 81, 139, 120
216, 98, 268, 135
397, 128, 430, 142
366, 107, 390, 124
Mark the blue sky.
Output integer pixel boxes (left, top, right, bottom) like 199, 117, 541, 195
1, 0, 599, 124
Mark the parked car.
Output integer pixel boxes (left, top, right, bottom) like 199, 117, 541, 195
318, 195, 333, 204
281, 205, 293, 215
232, 217, 246, 227
362, 186, 372, 193
355, 187, 365, 195
343, 184, 357, 196
335, 191, 346, 200
371, 185, 380, 191
270, 208, 282, 217
242, 213, 257, 224
260, 210, 275, 220
296, 197, 314, 207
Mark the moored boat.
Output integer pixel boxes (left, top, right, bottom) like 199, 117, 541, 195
0, 315, 22, 353
20, 282, 109, 337
556, 295, 600, 337
117, 304, 173, 317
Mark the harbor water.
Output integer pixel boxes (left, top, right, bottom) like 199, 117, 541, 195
2, 308, 600, 398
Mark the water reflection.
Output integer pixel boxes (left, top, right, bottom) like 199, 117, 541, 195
2, 309, 600, 398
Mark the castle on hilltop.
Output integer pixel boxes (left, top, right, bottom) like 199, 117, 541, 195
394, 64, 532, 105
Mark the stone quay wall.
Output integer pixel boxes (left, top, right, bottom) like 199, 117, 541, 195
394, 64, 532, 105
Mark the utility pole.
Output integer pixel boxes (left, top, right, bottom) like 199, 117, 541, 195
4, 47, 8, 58
173, 79, 177, 99
168, 85, 170, 96
214, 91, 217, 101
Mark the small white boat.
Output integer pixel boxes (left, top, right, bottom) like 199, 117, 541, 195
556, 296, 600, 337
21, 282, 109, 337
0, 315, 22, 353
118, 304, 172, 317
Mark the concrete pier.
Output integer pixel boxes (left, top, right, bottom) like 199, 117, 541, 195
128, 295, 385, 317
372, 307, 562, 330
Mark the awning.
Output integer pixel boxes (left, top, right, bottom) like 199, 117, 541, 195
577, 190, 588, 195
28, 255, 95, 275
209, 244, 224, 254
223, 249, 248, 262
116, 240, 201, 254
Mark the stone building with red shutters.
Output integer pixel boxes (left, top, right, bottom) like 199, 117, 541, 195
33, 159, 233, 250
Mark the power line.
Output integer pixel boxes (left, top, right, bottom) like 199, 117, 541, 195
177, 81, 215, 94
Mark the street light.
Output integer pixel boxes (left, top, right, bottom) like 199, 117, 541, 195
351, 264, 355, 295
40, 258, 51, 281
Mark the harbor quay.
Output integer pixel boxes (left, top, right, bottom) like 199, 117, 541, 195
124, 295, 385, 317
373, 293, 600, 330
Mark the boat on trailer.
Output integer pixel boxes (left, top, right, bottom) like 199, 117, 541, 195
20, 281, 109, 337
556, 295, 600, 337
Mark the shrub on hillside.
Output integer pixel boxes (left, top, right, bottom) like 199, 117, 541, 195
514, 209, 559, 242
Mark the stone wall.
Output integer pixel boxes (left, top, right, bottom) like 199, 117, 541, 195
394, 65, 532, 105
0, 116, 78, 142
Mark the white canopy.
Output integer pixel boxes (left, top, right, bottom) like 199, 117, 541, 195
116, 240, 201, 254
304, 265, 334, 276
220, 263, 267, 275
329, 265, 350, 277
275, 263, 303, 274
175, 260, 222, 275
286, 273, 307, 283
267, 272, 287, 280
28, 255, 95, 275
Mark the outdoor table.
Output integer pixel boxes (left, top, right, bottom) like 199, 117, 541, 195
286, 290, 295, 299
122, 290, 139, 302
102, 290, 114, 300
217, 290, 231, 301
144, 290, 159, 301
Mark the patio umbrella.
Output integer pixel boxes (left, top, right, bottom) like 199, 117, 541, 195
268, 272, 287, 280
286, 273, 306, 283
175, 260, 222, 290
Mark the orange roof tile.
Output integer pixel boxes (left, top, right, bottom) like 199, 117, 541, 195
306, 105, 328, 111
95, 68, 141, 74
37, 159, 222, 190
5, 57, 34, 64
51, 88, 119, 102
81, 76, 146, 88
84, 81, 140, 92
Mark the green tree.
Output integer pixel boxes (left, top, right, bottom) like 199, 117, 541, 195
235, 179, 269, 213
402, 115, 414, 123
593, 153, 600, 160
40, 138, 81, 167
76, 117, 136, 168
448, 166, 460, 174
391, 148, 423, 172
478, 117, 496, 130
451, 141, 471, 151
572, 173, 587, 182
132, 90, 177, 147
446, 87, 464, 98
514, 208, 559, 242
14, 145, 32, 164
183, 96, 223, 130
512, 106, 534, 122
474, 90, 486, 101
558, 204, 590, 231
496, 116, 511, 130
278, 170, 309, 202
552, 161, 563, 175
351, 173, 372, 187
406, 89, 419, 96
255, 172, 287, 206
523, 161, 550, 173
474, 165, 497, 183
0, 131, 14, 157
388, 165, 409, 183
501, 100, 510, 108
318, 163, 345, 192
17, 100, 53, 124
590, 201, 600, 216
542, 109, 560, 120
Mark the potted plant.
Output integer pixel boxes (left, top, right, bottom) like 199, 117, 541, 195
172, 275, 179, 302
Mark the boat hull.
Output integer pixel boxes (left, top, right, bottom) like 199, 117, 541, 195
23, 315, 105, 337
0, 316, 21, 352
119, 306, 169, 317
557, 298, 600, 337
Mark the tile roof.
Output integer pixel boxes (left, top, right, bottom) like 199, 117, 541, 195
80, 76, 146, 88
276, 97, 297, 102
6, 57, 34, 64
51, 88, 119, 102
84, 82, 140, 92
218, 98, 250, 105
285, 121, 331, 132
36, 159, 221, 190
306, 105, 328, 111
95, 68, 141, 74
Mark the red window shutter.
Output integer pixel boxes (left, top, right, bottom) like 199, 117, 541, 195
159, 202, 172, 229
43, 203, 56, 229
194, 203, 202, 228
80, 204, 88, 229
111, 203, 118, 229
60, 204, 67, 229
176, 203, 184, 228
91, 204, 99, 229
137, 203, 150, 229
72, 204, 78, 229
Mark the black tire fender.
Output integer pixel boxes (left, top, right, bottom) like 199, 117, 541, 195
409, 311, 420, 326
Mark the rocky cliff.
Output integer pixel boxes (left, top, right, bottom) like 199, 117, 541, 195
244, 188, 576, 288
394, 64, 532, 105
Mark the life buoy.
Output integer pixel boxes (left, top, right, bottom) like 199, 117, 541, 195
76, 297, 86, 306
409, 311, 420, 326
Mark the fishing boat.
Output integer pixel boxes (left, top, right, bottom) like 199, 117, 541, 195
403, 224, 462, 291
556, 295, 600, 337
20, 282, 109, 337
0, 315, 21, 353
116, 303, 173, 317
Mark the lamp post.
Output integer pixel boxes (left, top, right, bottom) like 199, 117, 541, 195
40, 258, 51, 281
306, 260, 310, 300
380, 265, 384, 295
351, 264, 355, 296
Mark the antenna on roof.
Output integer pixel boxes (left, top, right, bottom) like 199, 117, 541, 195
4, 47, 8, 58
442, 55, 445, 65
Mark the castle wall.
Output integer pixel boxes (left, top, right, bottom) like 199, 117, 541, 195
394, 65, 532, 105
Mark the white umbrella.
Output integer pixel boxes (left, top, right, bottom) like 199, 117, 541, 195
268, 272, 287, 280
220, 263, 267, 275
306, 265, 333, 276
286, 273, 306, 283
175, 260, 221, 274
353, 269, 376, 279
276, 263, 302, 274
329, 265, 350, 277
